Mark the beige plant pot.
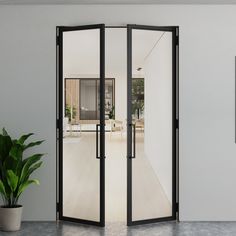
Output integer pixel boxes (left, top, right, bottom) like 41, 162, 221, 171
0, 205, 23, 231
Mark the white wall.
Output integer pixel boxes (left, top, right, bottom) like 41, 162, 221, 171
144, 32, 172, 204
0, 4, 236, 221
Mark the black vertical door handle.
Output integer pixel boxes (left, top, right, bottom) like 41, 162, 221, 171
96, 124, 100, 159
130, 123, 136, 159
133, 124, 136, 158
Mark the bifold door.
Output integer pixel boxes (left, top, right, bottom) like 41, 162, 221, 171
127, 24, 178, 226
57, 24, 105, 227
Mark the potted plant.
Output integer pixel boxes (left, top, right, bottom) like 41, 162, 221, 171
0, 128, 44, 231
108, 106, 115, 120
65, 104, 76, 122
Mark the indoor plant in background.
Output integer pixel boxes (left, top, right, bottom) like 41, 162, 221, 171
108, 106, 115, 120
0, 128, 44, 231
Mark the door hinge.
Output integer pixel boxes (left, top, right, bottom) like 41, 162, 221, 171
176, 36, 179, 46
56, 119, 60, 129
175, 119, 179, 129
176, 202, 179, 212
56, 36, 60, 45
56, 202, 60, 212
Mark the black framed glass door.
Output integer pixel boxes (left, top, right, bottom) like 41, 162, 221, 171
57, 24, 105, 227
127, 24, 179, 226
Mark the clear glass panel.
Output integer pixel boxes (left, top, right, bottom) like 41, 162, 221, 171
62, 29, 100, 222
65, 79, 79, 123
132, 29, 173, 221
105, 79, 114, 120
97, 80, 100, 120
105, 27, 127, 223
80, 79, 98, 120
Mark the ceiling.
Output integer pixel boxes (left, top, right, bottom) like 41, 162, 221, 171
0, 0, 236, 4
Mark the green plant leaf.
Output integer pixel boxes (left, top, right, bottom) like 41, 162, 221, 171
0, 135, 12, 161
0, 176, 11, 197
18, 133, 34, 145
2, 128, 8, 136
3, 155, 17, 171
17, 179, 39, 198
6, 170, 18, 192
0, 180, 6, 197
9, 143, 23, 160
23, 140, 44, 151
28, 161, 43, 177
21, 161, 43, 184
20, 154, 44, 184
0, 129, 44, 206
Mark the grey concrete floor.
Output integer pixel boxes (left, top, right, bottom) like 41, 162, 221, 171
1, 221, 236, 236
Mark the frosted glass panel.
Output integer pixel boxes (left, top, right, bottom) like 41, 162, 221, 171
132, 29, 173, 221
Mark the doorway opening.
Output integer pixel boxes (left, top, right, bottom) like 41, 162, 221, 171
56, 24, 179, 227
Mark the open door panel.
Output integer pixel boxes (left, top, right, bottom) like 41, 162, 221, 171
57, 24, 105, 227
127, 24, 179, 226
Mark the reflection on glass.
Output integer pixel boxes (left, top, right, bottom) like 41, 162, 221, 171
132, 29, 173, 221
65, 78, 115, 122
132, 78, 144, 120
65, 79, 79, 124
105, 80, 115, 119
80, 80, 98, 120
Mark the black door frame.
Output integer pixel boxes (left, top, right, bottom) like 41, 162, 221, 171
127, 24, 179, 226
56, 24, 106, 227
56, 24, 179, 227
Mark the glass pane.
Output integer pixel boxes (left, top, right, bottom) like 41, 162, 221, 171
80, 79, 97, 120
65, 79, 79, 123
105, 80, 114, 120
105, 28, 127, 223
97, 80, 100, 120
62, 29, 100, 222
132, 29, 173, 221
